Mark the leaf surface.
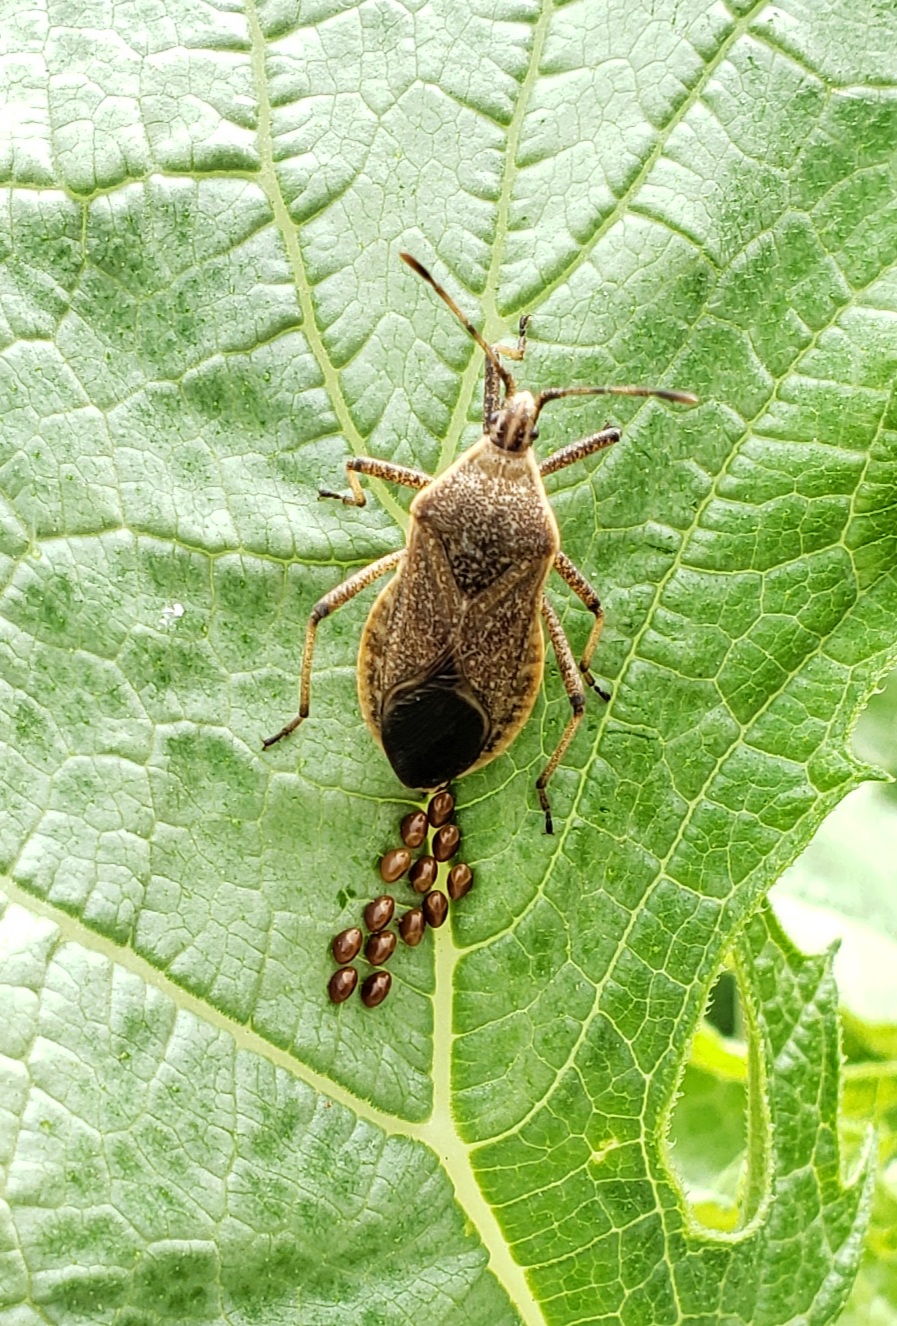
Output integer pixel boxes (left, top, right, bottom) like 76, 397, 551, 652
1, 0, 896, 1321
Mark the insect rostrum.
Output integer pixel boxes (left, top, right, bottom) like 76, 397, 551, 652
265, 254, 696, 832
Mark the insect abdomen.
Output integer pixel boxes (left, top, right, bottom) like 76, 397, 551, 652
380, 663, 490, 790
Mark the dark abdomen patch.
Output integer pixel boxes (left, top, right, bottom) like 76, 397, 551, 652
381, 661, 489, 790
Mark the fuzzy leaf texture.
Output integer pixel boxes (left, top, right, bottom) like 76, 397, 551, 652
0, 0, 895, 1322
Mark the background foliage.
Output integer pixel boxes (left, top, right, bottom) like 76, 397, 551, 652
1, 0, 896, 1321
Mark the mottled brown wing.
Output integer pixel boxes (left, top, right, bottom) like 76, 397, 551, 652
459, 576, 547, 770
358, 521, 550, 789
358, 440, 561, 790
378, 650, 492, 789
411, 440, 558, 770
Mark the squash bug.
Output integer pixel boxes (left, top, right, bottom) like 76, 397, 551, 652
265, 254, 696, 831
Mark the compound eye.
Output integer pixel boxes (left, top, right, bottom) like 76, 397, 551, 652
531, 427, 539, 441
487, 411, 500, 427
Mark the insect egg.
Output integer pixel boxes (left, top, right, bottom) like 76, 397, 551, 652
409, 856, 438, 893
400, 810, 429, 848
331, 927, 363, 964
365, 930, 397, 965
399, 908, 426, 946
428, 791, 455, 828
361, 970, 392, 1007
379, 848, 411, 883
363, 895, 395, 932
432, 823, 460, 862
328, 967, 358, 1003
422, 890, 448, 928
447, 863, 473, 901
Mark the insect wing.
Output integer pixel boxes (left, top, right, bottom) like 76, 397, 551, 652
380, 652, 490, 789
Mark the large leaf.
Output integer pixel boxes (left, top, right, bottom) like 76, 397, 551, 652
772, 663, 897, 1318
678, 661, 897, 1325
1, 0, 895, 1320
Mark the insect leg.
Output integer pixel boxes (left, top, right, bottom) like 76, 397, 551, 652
538, 426, 621, 478
536, 595, 587, 835
552, 550, 611, 701
319, 457, 432, 507
262, 549, 404, 748
483, 315, 529, 428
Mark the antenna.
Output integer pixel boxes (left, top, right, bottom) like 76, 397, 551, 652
536, 384, 697, 416
399, 253, 514, 395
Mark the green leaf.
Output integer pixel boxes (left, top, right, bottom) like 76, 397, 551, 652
770, 665, 897, 1320
1, 0, 895, 1321
776, 668, 897, 949
839, 1064, 897, 1326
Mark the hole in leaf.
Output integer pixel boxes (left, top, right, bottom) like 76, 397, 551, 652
706, 967, 740, 1038
666, 968, 753, 1233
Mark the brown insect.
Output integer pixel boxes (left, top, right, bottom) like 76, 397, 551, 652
265, 254, 696, 831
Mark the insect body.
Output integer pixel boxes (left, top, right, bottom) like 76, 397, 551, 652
359, 418, 557, 792
265, 254, 696, 831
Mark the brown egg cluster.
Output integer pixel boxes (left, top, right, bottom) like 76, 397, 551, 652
326, 788, 474, 1007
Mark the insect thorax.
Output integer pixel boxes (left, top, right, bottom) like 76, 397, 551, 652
411, 438, 558, 596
